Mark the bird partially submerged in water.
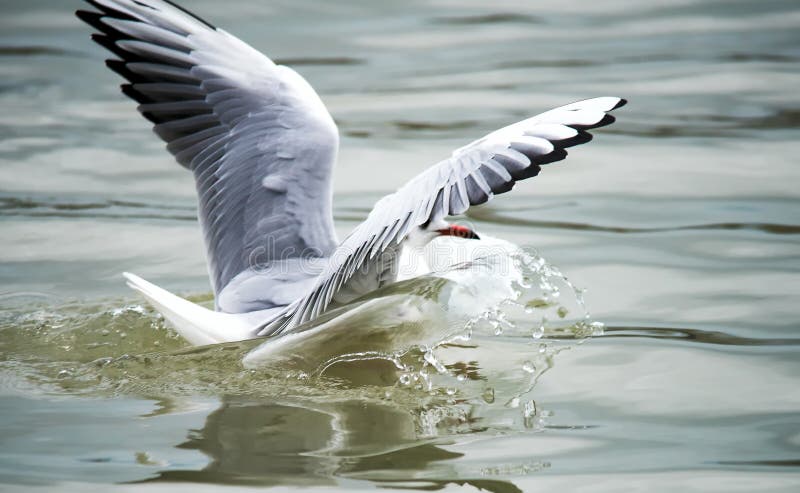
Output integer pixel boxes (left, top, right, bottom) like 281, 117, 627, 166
76, 0, 626, 351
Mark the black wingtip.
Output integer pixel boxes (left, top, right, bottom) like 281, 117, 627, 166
596, 113, 616, 128
105, 58, 126, 73
536, 148, 568, 166
75, 9, 104, 31
80, 1, 139, 22
85, 0, 107, 12
91, 33, 114, 50
574, 113, 616, 130
140, 110, 164, 124
106, 59, 148, 85
558, 129, 593, 148
91, 33, 128, 60
162, 0, 217, 30
121, 83, 157, 105
511, 164, 541, 180
81, 0, 104, 14
613, 98, 628, 110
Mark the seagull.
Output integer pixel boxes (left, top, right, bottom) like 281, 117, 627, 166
77, 0, 626, 349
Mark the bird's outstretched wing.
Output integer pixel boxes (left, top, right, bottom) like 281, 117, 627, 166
258, 97, 627, 336
77, 0, 339, 306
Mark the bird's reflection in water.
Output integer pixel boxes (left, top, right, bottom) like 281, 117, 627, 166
143, 396, 522, 492
134, 267, 548, 492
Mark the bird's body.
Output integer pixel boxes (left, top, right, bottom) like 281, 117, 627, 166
78, 0, 626, 354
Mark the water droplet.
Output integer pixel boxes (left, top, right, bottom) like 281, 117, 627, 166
446, 388, 456, 396
497, 312, 514, 329
423, 350, 447, 374
523, 399, 536, 418
482, 387, 495, 404
399, 374, 411, 385
522, 361, 536, 374
449, 331, 471, 343
523, 400, 540, 429
100, 329, 109, 336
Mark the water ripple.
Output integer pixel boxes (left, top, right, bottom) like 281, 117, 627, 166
467, 208, 800, 235
0, 45, 72, 57
714, 459, 800, 468
601, 326, 800, 347
273, 56, 365, 66
431, 13, 543, 25
0, 196, 196, 221
5, 196, 799, 236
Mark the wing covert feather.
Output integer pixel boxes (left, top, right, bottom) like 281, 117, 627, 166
258, 97, 627, 335
78, 0, 339, 307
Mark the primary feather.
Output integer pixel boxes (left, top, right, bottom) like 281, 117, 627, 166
77, 0, 626, 344
78, 0, 339, 314
256, 96, 626, 336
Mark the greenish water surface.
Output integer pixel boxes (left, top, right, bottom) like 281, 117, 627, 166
1, 0, 799, 491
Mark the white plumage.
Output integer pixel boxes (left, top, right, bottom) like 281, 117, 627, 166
78, 0, 626, 353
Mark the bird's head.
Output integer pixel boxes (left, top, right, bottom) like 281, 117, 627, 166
434, 223, 480, 240
406, 218, 480, 248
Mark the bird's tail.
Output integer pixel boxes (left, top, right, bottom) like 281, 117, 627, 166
123, 272, 257, 346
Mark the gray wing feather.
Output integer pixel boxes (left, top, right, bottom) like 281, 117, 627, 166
258, 97, 626, 336
78, 0, 339, 307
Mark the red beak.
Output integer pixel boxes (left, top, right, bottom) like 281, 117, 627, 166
437, 224, 480, 240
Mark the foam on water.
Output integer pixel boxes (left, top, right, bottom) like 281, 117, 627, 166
0, 236, 600, 437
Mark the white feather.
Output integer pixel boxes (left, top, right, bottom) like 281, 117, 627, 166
123, 272, 266, 345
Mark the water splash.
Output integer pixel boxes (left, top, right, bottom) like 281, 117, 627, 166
0, 238, 601, 438
292, 240, 602, 432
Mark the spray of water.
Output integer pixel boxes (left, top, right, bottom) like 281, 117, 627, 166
0, 243, 601, 438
